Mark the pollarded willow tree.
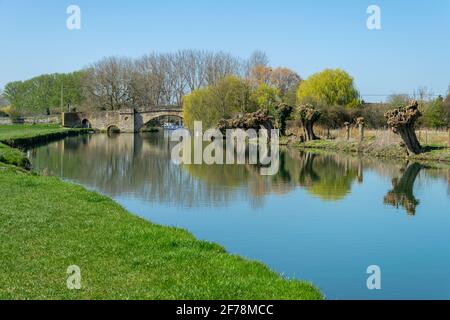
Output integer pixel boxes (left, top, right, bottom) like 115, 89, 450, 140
384, 100, 423, 155
217, 109, 274, 133
298, 105, 321, 141
274, 103, 294, 136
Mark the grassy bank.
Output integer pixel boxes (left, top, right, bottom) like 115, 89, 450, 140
285, 128, 450, 163
0, 124, 90, 149
0, 125, 322, 299
0, 124, 89, 169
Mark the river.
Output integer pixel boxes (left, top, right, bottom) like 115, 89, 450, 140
28, 132, 450, 300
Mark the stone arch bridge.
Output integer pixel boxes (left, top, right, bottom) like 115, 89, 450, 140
62, 107, 183, 132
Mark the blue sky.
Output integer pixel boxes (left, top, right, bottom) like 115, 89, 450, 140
1, 0, 449, 101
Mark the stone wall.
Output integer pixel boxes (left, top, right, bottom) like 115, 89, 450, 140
0, 115, 61, 126
0, 118, 11, 125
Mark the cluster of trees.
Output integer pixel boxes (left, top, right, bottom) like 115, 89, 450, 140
420, 94, 450, 129
183, 52, 301, 129
0, 94, 9, 117
183, 63, 450, 133
84, 50, 245, 110
375, 90, 450, 129
2, 49, 449, 132
183, 67, 360, 131
4, 50, 282, 115
299, 80, 450, 130
2, 50, 249, 115
2, 72, 85, 116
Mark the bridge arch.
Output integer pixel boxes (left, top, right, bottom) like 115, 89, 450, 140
106, 124, 121, 134
81, 119, 91, 128
136, 110, 184, 132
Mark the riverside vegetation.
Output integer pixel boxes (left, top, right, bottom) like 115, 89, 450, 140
0, 124, 322, 299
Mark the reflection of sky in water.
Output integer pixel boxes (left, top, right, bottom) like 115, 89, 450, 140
30, 133, 450, 300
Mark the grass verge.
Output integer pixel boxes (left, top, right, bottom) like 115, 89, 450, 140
0, 125, 89, 168
287, 137, 450, 163
0, 124, 90, 149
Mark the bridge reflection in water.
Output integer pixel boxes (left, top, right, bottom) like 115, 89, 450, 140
28, 132, 450, 300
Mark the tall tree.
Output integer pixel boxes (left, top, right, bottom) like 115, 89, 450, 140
444, 88, 450, 127
84, 57, 135, 110
423, 96, 446, 128
183, 76, 257, 130
3, 72, 85, 115
247, 50, 269, 69
297, 69, 360, 107
271, 68, 301, 95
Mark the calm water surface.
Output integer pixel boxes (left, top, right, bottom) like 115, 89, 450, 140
29, 133, 450, 299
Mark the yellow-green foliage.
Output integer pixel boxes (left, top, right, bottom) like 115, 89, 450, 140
183, 76, 257, 130
183, 87, 218, 130
251, 84, 281, 111
297, 69, 360, 107
0, 105, 13, 117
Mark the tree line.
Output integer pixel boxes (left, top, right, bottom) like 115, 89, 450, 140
1, 72, 85, 116
1, 50, 449, 130
2, 50, 265, 115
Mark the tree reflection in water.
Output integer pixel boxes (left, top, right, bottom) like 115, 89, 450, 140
29, 133, 448, 214
383, 162, 423, 215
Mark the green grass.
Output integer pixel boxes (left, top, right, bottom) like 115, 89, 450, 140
0, 124, 88, 150
0, 142, 30, 168
0, 124, 69, 141
0, 124, 74, 169
0, 165, 322, 300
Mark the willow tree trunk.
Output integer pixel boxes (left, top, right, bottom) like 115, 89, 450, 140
385, 100, 423, 155
356, 117, 365, 143
344, 122, 350, 141
397, 124, 422, 155
302, 120, 319, 141
298, 105, 321, 142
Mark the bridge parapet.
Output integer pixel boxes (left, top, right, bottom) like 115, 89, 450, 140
135, 106, 182, 113
62, 107, 183, 133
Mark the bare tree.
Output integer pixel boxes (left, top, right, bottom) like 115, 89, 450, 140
247, 50, 269, 68
205, 51, 242, 86
84, 50, 243, 109
84, 57, 135, 110
270, 67, 302, 95
413, 86, 434, 103
177, 49, 208, 92
133, 53, 169, 106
